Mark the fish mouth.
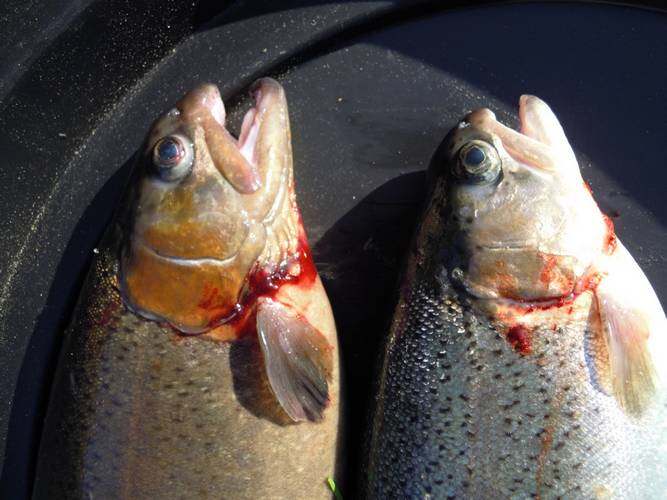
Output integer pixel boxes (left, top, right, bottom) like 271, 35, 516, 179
178, 78, 285, 194
178, 82, 262, 159
465, 99, 555, 172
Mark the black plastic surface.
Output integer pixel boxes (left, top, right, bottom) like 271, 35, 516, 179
1, 1, 666, 497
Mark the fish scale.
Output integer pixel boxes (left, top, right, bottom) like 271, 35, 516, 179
34, 250, 336, 499
368, 273, 667, 499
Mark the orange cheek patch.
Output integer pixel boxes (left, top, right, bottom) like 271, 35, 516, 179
123, 245, 245, 331
142, 222, 239, 260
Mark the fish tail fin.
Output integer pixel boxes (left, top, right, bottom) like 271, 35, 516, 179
256, 298, 333, 422
595, 241, 666, 416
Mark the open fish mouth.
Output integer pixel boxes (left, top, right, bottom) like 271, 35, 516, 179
174, 79, 279, 194
464, 97, 559, 172
201, 81, 265, 171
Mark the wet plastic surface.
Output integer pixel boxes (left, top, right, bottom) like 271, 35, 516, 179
1, 1, 666, 497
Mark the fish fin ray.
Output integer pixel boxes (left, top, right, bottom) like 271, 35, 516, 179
256, 299, 332, 422
595, 241, 665, 416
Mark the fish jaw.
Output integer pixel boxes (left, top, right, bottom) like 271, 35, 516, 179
119, 79, 301, 335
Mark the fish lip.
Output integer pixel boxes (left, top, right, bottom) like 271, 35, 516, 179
237, 78, 285, 163
461, 101, 555, 172
175, 81, 272, 166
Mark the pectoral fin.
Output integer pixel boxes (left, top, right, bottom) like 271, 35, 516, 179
256, 298, 333, 422
595, 241, 666, 416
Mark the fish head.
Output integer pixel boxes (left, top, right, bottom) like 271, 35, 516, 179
119, 79, 298, 333
438, 96, 607, 302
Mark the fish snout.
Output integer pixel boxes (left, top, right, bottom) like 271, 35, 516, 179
177, 83, 226, 125
466, 108, 496, 127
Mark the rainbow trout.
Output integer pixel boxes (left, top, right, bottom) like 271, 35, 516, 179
366, 96, 667, 499
33, 78, 340, 499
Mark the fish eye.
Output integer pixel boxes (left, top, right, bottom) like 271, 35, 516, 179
152, 134, 193, 181
456, 140, 502, 184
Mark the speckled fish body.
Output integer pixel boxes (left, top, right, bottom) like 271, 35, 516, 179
33, 79, 340, 499
366, 97, 667, 499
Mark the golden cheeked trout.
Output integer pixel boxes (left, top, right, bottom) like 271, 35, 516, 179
33, 78, 340, 499
366, 96, 667, 499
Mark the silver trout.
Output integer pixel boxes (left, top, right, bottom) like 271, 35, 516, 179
366, 96, 667, 499
33, 78, 340, 499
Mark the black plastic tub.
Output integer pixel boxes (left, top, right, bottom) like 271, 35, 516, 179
1, 1, 666, 497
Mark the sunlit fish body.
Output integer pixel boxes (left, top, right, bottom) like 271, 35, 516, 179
366, 96, 667, 499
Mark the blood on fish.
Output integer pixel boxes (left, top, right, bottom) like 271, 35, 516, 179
197, 283, 225, 310
601, 214, 617, 255
505, 325, 532, 355
498, 268, 606, 352
583, 181, 593, 194
95, 299, 121, 328
203, 224, 319, 337
539, 255, 558, 286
